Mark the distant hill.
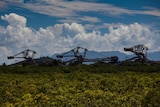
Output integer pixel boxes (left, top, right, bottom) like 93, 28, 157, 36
84, 51, 127, 61
147, 51, 160, 61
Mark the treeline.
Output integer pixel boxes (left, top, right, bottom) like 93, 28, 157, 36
1, 62, 160, 74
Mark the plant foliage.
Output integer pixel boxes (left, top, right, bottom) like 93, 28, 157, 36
0, 64, 160, 106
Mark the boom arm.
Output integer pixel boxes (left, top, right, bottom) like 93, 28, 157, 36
8, 49, 37, 60
57, 47, 87, 58
56, 47, 88, 65
124, 44, 148, 55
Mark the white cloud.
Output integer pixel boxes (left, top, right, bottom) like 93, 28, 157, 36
1, 0, 160, 25
21, 0, 160, 18
58, 16, 101, 24
2, 0, 23, 3
136, 7, 160, 17
0, 47, 13, 64
1, 13, 27, 27
21, 0, 131, 19
78, 16, 101, 23
0, 1, 7, 11
1, 0, 160, 21
0, 13, 160, 64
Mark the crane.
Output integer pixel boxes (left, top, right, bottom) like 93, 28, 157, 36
56, 47, 87, 65
124, 44, 149, 63
8, 49, 37, 65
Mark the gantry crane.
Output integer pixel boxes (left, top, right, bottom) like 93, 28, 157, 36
124, 44, 148, 63
56, 47, 87, 65
8, 49, 37, 65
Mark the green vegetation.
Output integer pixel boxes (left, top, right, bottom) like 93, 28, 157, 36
0, 64, 160, 107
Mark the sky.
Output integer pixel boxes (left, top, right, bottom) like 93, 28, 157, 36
0, 0, 160, 64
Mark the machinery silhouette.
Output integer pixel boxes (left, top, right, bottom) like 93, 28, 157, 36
6, 44, 159, 66
56, 46, 119, 65
56, 47, 87, 65
123, 44, 149, 63
7, 49, 37, 66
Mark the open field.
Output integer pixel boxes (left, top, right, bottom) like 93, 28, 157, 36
0, 64, 160, 106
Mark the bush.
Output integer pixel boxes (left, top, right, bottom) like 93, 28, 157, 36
0, 65, 160, 106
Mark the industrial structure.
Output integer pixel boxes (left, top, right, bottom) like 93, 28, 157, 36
56, 47, 87, 65
56, 46, 119, 65
5, 44, 159, 66
7, 49, 37, 66
124, 44, 149, 63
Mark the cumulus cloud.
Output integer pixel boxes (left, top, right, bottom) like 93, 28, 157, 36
1, 13, 27, 27
0, 13, 160, 64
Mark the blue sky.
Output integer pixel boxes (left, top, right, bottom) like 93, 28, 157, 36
0, 0, 160, 64
1, 0, 160, 30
